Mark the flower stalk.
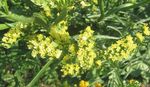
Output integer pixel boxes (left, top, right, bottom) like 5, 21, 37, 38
27, 59, 53, 87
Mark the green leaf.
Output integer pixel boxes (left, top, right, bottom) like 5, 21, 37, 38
107, 26, 123, 36
95, 35, 120, 40
33, 13, 48, 25
1, 13, 33, 23
0, 23, 10, 30
106, 3, 134, 16
106, 0, 150, 16
0, 22, 21, 30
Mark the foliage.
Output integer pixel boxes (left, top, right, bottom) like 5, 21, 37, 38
0, 0, 150, 87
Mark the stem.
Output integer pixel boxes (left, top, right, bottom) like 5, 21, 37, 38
98, 0, 105, 21
27, 59, 53, 87
3, 0, 9, 14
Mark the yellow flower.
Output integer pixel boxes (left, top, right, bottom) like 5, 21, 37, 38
126, 35, 133, 42
95, 82, 102, 87
68, 44, 76, 53
143, 24, 150, 35
129, 79, 136, 84
120, 50, 128, 59
63, 55, 70, 61
76, 26, 96, 69
116, 40, 124, 45
92, 0, 98, 4
86, 26, 94, 34
78, 26, 95, 47
80, 1, 88, 8
37, 34, 44, 41
79, 80, 89, 87
77, 48, 96, 70
136, 32, 144, 42
95, 60, 102, 66
43, 6, 51, 17
31, 50, 38, 57
55, 49, 62, 58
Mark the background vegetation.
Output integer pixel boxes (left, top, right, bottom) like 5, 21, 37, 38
0, 0, 150, 87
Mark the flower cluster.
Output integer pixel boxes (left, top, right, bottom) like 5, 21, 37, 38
61, 64, 80, 77
103, 35, 137, 61
77, 26, 96, 70
28, 34, 62, 58
61, 26, 96, 77
2, 23, 24, 48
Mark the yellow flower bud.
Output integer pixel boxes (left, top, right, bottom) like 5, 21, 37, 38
143, 24, 150, 35
95, 60, 102, 66
95, 82, 102, 87
79, 80, 89, 87
136, 32, 144, 42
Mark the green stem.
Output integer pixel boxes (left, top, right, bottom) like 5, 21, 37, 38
98, 0, 105, 21
27, 59, 53, 87
3, 0, 9, 14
